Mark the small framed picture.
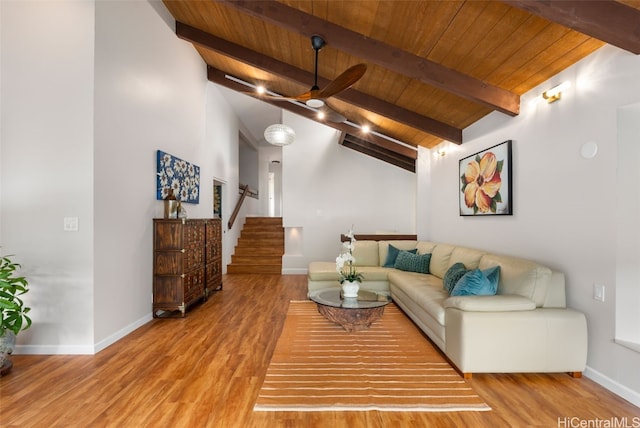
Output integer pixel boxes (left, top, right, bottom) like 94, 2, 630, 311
459, 140, 512, 216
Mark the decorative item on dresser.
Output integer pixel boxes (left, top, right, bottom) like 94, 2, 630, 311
152, 218, 222, 318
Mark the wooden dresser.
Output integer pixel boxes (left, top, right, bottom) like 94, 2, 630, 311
152, 218, 222, 317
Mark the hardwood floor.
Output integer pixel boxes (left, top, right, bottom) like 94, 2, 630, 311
1, 274, 638, 427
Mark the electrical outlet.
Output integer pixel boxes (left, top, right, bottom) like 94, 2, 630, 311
63, 217, 79, 232
594, 284, 605, 302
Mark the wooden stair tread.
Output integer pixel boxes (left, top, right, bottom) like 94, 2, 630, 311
228, 217, 284, 274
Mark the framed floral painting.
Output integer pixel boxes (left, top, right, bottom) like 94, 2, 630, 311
156, 150, 200, 204
459, 140, 512, 216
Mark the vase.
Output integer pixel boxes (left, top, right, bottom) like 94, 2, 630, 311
342, 280, 360, 298
164, 189, 178, 219
0, 331, 16, 372
342, 297, 359, 308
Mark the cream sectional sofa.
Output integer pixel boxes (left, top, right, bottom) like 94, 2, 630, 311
308, 239, 588, 378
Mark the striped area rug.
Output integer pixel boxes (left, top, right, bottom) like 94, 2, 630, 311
254, 301, 491, 412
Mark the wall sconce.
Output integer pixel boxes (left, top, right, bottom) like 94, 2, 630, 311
433, 148, 446, 158
542, 81, 571, 103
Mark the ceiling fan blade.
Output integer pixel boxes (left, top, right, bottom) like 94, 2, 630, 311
317, 63, 367, 99
320, 103, 346, 123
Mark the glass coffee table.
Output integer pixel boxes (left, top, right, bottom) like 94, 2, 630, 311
310, 288, 392, 332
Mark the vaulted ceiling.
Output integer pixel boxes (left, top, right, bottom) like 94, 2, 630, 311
163, 0, 640, 157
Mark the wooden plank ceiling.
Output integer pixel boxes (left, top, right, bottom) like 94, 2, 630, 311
162, 0, 640, 152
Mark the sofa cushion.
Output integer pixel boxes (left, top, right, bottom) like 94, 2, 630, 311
451, 266, 500, 296
388, 270, 443, 290
443, 262, 468, 294
352, 241, 380, 266
383, 244, 417, 267
478, 254, 552, 306
429, 243, 456, 279
394, 251, 431, 273
388, 271, 447, 325
449, 247, 486, 270
353, 266, 394, 281
308, 261, 340, 281
416, 241, 437, 255
379, 241, 418, 267
443, 294, 536, 311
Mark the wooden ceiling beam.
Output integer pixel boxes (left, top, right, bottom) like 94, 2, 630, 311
176, 22, 462, 144
207, 66, 418, 160
221, 0, 520, 116
502, 0, 640, 55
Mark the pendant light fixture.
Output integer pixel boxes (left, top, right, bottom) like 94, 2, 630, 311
264, 110, 295, 146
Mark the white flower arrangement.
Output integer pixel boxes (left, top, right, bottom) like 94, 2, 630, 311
335, 228, 364, 284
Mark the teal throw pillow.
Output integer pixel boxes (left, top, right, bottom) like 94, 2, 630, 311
451, 266, 500, 296
394, 250, 431, 274
443, 262, 468, 294
383, 244, 417, 267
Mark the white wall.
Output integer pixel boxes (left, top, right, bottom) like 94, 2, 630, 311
259, 144, 283, 217
282, 111, 416, 272
93, 0, 213, 349
205, 83, 249, 271
1, 0, 244, 353
423, 45, 640, 405
1, 0, 96, 353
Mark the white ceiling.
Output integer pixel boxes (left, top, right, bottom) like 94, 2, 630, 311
216, 84, 283, 146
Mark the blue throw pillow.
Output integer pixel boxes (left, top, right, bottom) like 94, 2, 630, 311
394, 250, 431, 274
451, 266, 500, 296
443, 262, 468, 294
383, 244, 417, 268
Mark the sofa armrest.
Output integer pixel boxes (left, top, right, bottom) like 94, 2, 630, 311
445, 308, 588, 375
443, 295, 536, 312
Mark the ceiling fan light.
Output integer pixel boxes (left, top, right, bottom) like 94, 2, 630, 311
306, 98, 324, 108
264, 123, 295, 146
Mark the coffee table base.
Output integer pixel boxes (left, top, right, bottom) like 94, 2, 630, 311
316, 304, 386, 332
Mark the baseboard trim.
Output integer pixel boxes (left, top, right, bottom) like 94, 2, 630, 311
585, 365, 640, 408
14, 344, 94, 355
93, 312, 153, 353
282, 268, 308, 275
13, 312, 153, 356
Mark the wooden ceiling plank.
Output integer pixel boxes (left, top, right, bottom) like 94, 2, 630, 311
513, 37, 604, 93
176, 21, 462, 144
502, 0, 640, 54
437, 2, 511, 72
457, 8, 535, 80
495, 23, 572, 89
221, 0, 520, 116
428, 1, 492, 66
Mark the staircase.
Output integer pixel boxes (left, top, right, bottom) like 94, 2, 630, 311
227, 217, 284, 274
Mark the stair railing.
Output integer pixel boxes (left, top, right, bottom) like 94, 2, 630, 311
228, 184, 250, 230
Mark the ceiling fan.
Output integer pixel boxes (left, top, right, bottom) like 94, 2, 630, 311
258, 35, 367, 123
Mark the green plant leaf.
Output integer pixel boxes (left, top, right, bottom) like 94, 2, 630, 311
0, 253, 31, 335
